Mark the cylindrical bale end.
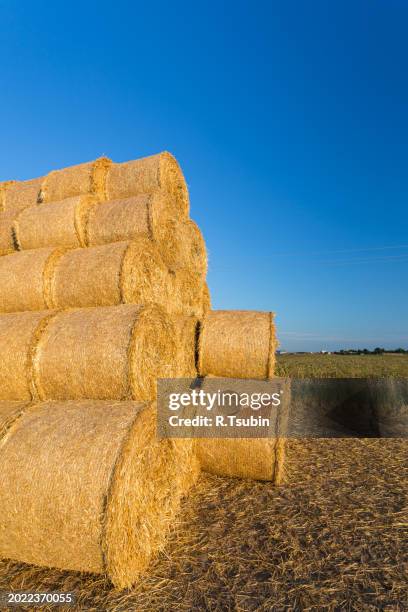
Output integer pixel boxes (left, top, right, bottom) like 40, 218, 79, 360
105, 152, 189, 219
198, 310, 277, 379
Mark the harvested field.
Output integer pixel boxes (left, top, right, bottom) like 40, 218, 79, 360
276, 352, 408, 378
0, 438, 406, 610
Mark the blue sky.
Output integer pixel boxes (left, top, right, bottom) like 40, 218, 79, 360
0, 0, 406, 351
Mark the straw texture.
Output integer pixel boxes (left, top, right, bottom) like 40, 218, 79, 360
0, 248, 55, 313
105, 152, 189, 218
13, 196, 97, 251
0, 400, 199, 588
2, 178, 43, 212
0, 210, 19, 255
51, 239, 172, 310
194, 377, 290, 482
0, 401, 29, 441
163, 219, 207, 274
202, 282, 211, 314
33, 304, 176, 401
173, 315, 199, 377
198, 310, 277, 379
0, 311, 55, 400
0, 182, 16, 212
39, 157, 111, 203
171, 269, 206, 318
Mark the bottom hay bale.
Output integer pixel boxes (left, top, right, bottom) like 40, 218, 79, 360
194, 438, 286, 482
0, 400, 199, 589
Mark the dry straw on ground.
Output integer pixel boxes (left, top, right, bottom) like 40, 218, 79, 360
2, 439, 405, 609
0, 400, 199, 589
13, 195, 98, 250
33, 304, 177, 401
39, 157, 111, 203
0, 311, 55, 401
198, 310, 277, 379
105, 152, 189, 219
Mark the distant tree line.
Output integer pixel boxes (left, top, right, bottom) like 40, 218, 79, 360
334, 348, 407, 355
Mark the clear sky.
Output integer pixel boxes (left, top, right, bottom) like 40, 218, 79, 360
0, 1, 406, 351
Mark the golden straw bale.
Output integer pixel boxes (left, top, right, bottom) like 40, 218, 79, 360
162, 219, 207, 274
39, 157, 111, 203
0, 248, 56, 313
202, 281, 211, 314
173, 315, 199, 377
0, 401, 29, 440
13, 196, 97, 250
51, 239, 171, 310
198, 310, 277, 379
0, 181, 16, 211
34, 304, 176, 401
0, 310, 55, 400
0, 400, 199, 588
195, 439, 283, 482
105, 152, 189, 218
171, 269, 206, 318
3, 178, 43, 212
194, 377, 290, 482
0, 210, 19, 255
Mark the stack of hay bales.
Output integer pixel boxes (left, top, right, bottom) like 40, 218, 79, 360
0, 151, 283, 587
0, 153, 209, 588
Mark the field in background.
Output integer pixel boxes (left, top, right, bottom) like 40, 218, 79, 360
276, 353, 408, 378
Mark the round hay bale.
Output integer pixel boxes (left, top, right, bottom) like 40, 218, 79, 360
171, 269, 206, 318
0, 400, 199, 588
161, 219, 207, 275
202, 281, 211, 314
0, 401, 29, 441
0, 210, 19, 255
195, 438, 280, 481
0, 311, 55, 400
105, 152, 189, 218
51, 239, 172, 310
0, 181, 16, 211
173, 315, 199, 377
0, 248, 56, 313
198, 310, 277, 379
194, 377, 290, 481
39, 157, 111, 203
33, 304, 177, 401
13, 196, 97, 250
2, 178, 43, 212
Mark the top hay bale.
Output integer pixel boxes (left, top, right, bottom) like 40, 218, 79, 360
0, 178, 43, 212
39, 157, 111, 203
0, 399, 199, 588
105, 152, 189, 219
198, 310, 277, 379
